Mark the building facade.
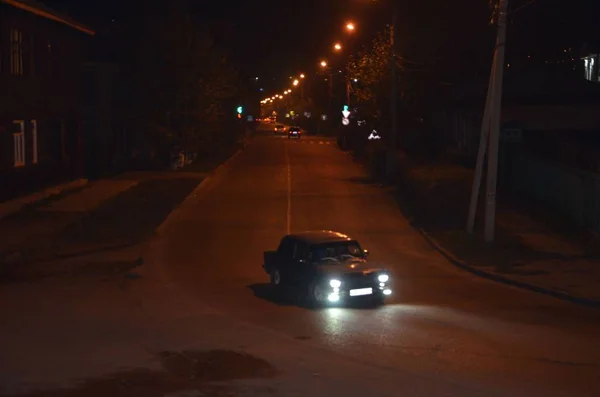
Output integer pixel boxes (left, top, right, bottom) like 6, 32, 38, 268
0, 0, 94, 201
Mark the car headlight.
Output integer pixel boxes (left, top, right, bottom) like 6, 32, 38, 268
329, 279, 341, 288
378, 274, 389, 283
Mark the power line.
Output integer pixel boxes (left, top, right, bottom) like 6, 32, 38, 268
509, 0, 542, 15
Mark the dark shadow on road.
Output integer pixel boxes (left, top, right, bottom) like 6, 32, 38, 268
9, 349, 278, 397
247, 283, 298, 306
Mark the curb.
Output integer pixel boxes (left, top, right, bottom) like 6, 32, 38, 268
0, 241, 139, 268
0, 178, 88, 220
415, 226, 600, 309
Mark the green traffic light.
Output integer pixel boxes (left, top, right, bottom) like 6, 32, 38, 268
237, 106, 243, 114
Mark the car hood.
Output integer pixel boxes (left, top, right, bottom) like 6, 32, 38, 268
315, 258, 385, 277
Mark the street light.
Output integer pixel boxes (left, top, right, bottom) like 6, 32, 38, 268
293, 79, 299, 86
320, 60, 328, 68
346, 22, 355, 31
300, 73, 305, 78
334, 42, 342, 51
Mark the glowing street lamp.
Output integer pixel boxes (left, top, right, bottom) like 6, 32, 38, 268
346, 22, 355, 31
334, 42, 342, 51
300, 73, 305, 78
320, 60, 328, 68
293, 79, 299, 86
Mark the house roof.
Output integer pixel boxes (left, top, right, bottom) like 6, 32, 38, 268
2, 0, 94, 36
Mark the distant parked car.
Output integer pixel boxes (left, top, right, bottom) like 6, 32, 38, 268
262, 230, 392, 306
274, 124, 286, 133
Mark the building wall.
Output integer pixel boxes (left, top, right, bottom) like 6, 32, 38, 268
0, 3, 88, 201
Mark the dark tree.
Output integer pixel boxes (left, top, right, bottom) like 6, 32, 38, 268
116, 0, 240, 163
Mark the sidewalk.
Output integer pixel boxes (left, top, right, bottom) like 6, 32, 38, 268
0, 170, 208, 283
393, 159, 600, 307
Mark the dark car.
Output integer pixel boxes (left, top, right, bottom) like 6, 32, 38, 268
263, 230, 392, 306
288, 126, 302, 139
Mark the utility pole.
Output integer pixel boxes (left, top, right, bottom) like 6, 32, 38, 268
466, 0, 509, 238
484, 0, 508, 242
389, 2, 398, 152
328, 73, 333, 114
346, 79, 351, 107
467, 61, 496, 234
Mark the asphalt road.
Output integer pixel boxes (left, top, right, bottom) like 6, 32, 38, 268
153, 128, 600, 397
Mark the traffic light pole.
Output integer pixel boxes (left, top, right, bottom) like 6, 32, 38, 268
384, 2, 398, 180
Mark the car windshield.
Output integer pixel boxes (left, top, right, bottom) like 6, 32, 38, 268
310, 241, 364, 263
290, 127, 300, 131
276, 125, 284, 128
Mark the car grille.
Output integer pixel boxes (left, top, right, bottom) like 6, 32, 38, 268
343, 273, 375, 289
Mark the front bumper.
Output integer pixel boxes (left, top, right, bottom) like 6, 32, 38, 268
326, 284, 392, 303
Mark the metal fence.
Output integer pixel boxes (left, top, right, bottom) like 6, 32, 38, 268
509, 150, 600, 232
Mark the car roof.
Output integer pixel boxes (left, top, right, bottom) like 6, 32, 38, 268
289, 126, 301, 129
288, 230, 354, 245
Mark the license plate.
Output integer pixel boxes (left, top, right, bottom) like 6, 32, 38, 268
349, 288, 372, 296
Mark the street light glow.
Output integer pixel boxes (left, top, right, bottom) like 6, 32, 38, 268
300, 73, 305, 78
293, 79, 299, 86
346, 22, 355, 31
320, 60, 327, 67
334, 43, 342, 51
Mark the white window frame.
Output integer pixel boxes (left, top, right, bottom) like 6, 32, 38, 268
13, 120, 25, 167
31, 119, 38, 164
10, 29, 23, 76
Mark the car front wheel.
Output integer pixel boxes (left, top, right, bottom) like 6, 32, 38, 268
308, 282, 327, 307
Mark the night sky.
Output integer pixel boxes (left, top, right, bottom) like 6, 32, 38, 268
41, 0, 600, 92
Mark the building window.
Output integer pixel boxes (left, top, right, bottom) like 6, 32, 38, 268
31, 119, 38, 164
583, 55, 599, 82
13, 120, 25, 167
10, 29, 23, 76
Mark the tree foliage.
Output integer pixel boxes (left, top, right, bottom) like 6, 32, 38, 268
117, 1, 240, 157
346, 26, 393, 119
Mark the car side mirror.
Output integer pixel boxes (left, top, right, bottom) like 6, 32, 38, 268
363, 249, 369, 257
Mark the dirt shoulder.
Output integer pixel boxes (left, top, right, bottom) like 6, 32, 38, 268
390, 156, 600, 305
